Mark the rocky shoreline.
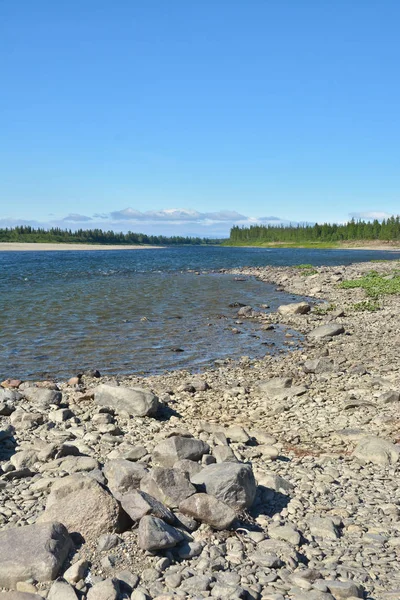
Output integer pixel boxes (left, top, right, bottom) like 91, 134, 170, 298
0, 259, 399, 600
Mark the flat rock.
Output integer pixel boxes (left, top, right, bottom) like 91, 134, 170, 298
352, 436, 399, 465
0, 521, 71, 588
94, 384, 159, 417
0, 594, 45, 600
303, 357, 335, 373
278, 302, 311, 315
308, 324, 345, 339
23, 387, 62, 408
87, 578, 120, 600
138, 516, 184, 551
308, 516, 340, 540
179, 493, 237, 529
191, 462, 256, 510
10, 411, 44, 430
152, 436, 209, 468
38, 474, 120, 541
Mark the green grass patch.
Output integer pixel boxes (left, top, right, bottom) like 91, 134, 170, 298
340, 270, 400, 298
351, 300, 380, 312
313, 303, 337, 315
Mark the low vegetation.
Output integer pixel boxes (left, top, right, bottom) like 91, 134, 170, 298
340, 270, 400, 298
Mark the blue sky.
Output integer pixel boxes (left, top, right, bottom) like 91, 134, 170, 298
1, 0, 399, 237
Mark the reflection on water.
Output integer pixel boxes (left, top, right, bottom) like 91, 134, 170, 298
1, 246, 399, 380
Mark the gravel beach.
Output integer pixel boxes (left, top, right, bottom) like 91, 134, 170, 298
0, 259, 399, 600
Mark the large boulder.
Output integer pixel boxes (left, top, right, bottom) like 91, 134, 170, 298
0, 521, 71, 588
140, 467, 196, 508
10, 411, 44, 430
138, 516, 184, 551
308, 324, 345, 339
103, 459, 148, 499
191, 462, 256, 511
277, 302, 311, 316
352, 436, 399, 466
120, 489, 174, 523
86, 579, 120, 600
94, 384, 158, 417
38, 474, 120, 541
179, 493, 236, 529
152, 436, 210, 468
0, 594, 45, 600
23, 387, 62, 408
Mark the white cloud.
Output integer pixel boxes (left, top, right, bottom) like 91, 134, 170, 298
62, 213, 92, 222
349, 211, 394, 221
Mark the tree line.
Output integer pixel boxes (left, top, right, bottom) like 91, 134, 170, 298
229, 216, 400, 243
0, 226, 219, 246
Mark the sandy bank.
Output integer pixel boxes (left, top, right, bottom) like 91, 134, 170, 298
0, 242, 162, 252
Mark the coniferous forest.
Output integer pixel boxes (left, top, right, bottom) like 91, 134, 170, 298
0, 226, 218, 246
228, 216, 400, 245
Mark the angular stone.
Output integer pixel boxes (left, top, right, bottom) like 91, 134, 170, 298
94, 384, 159, 417
103, 459, 148, 499
0, 521, 71, 588
278, 302, 311, 315
120, 489, 174, 523
308, 516, 340, 540
48, 581, 78, 600
10, 450, 38, 471
138, 516, 184, 551
225, 426, 250, 443
173, 458, 203, 479
10, 411, 44, 430
257, 378, 292, 399
379, 390, 400, 403
63, 559, 89, 584
179, 493, 236, 529
38, 474, 120, 541
140, 467, 196, 508
352, 436, 399, 466
303, 358, 335, 374
152, 436, 209, 468
191, 462, 256, 510
268, 524, 301, 545
308, 324, 345, 339
213, 446, 238, 463
23, 387, 62, 408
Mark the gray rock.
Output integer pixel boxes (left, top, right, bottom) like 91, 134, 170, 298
140, 467, 196, 508
179, 493, 237, 529
256, 471, 294, 494
87, 578, 120, 600
63, 558, 89, 584
10, 411, 44, 430
303, 357, 335, 373
10, 450, 38, 471
152, 436, 209, 468
0, 388, 22, 402
23, 387, 62, 408
173, 458, 203, 479
308, 516, 340, 540
379, 390, 400, 403
225, 426, 250, 443
0, 521, 71, 588
213, 446, 238, 463
257, 377, 292, 399
268, 524, 301, 545
103, 459, 148, 499
308, 324, 345, 339
278, 302, 311, 315
191, 462, 256, 510
352, 435, 399, 465
325, 580, 363, 598
48, 581, 78, 600
138, 515, 184, 551
120, 489, 174, 523
38, 474, 120, 541
94, 384, 159, 417
97, 533, 120, 552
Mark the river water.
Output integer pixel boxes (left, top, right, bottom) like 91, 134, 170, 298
1, 246, 399, 380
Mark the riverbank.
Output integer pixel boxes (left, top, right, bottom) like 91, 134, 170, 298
0, 259, 399, 599
0, 242, 163, 251
223, 240, 400, 251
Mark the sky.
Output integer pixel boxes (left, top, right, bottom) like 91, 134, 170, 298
1, 0, 399, 237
